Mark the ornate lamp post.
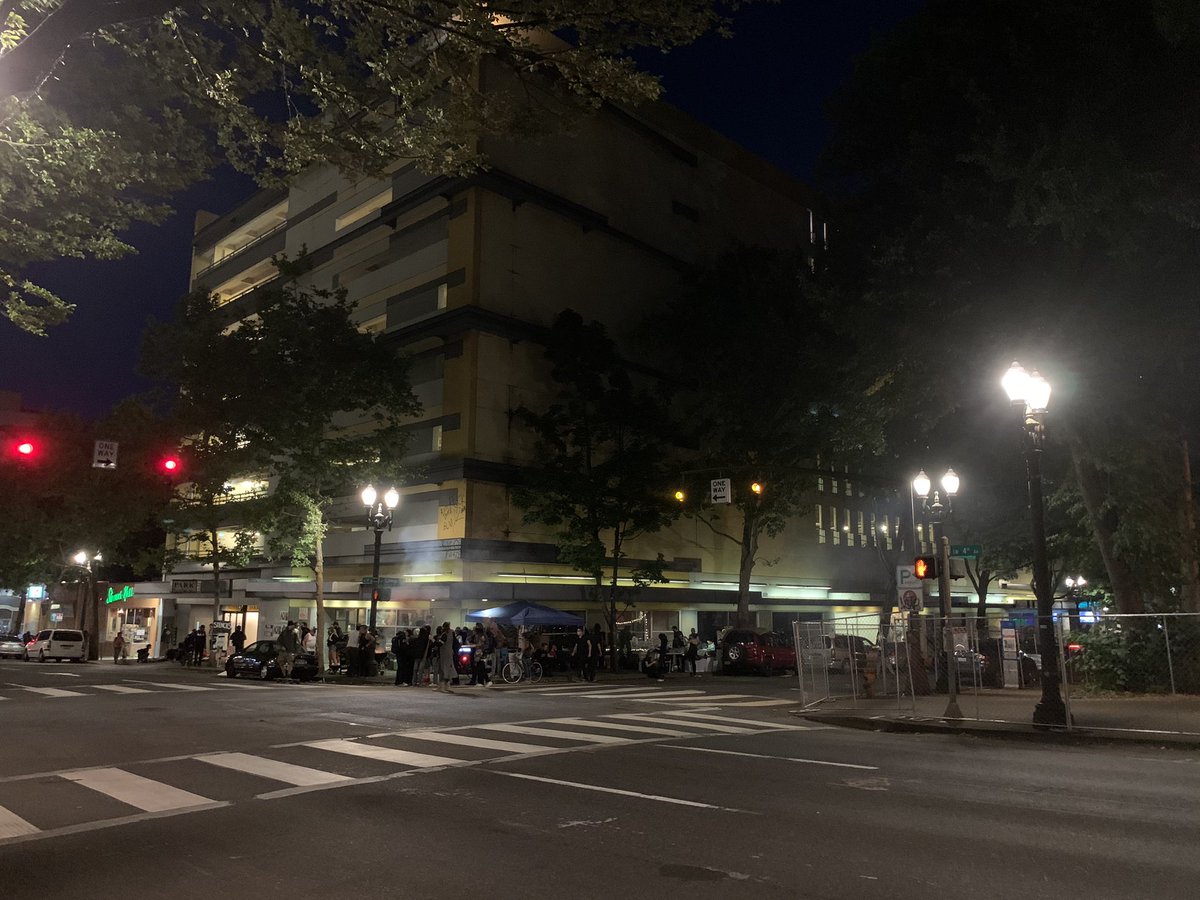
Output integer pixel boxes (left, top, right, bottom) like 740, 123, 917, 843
913, 468, 961, 718
72, 551, 102, 661
361, 484, 400, 631
1001, 361, 1067, 726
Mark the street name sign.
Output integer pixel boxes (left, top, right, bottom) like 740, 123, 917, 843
710, 478, 732, 504
950, 544, 982, 558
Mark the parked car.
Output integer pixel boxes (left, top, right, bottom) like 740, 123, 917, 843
824, 634, 881, 673
953, 645, 989, 684
225, 640, 318, 681
0, 633, 27, 659
717, 628, 796, 675
25, 629, 85, 662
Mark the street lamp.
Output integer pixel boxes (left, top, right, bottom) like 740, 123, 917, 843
71, 551, 102, 660
912, 468, 962, 718
361, 484, 400, 631
1001, 360, 1067, 726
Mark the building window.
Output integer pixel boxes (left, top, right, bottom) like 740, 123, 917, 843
815, 505, 825, 544
831, 478, 839, 495
830, 506, 839, 545
857, 511, 865, 548
817, 476, 824, 493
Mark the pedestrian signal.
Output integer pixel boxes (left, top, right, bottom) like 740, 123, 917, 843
913, 556, 938, 579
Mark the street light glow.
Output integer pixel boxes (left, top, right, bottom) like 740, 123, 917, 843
1001, 360, 1051, 412
1025, 370, 1051, 412
941, 467, 960, 496
912, 470, 931, 498
674, 489, 686, 502
383, 486, 400, 509
73, 551, 87, 565
361, 484, 377, 508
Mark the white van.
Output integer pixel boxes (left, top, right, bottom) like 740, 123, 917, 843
26, 629, 85, 662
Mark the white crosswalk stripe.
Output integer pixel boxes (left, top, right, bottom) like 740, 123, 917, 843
545, 718, 695, 737
61, 768, 216, 813
304, 738, 460, 769
0, 805, 38, 840
472, 723, 629, 744
198, 752, 352, 786
398, 730, 551, 755
124, 681, 214, 692
23, 687, 85, 698
606, 714, 757, 734
572, 689, 707, 699
659, 710, 806, 730
90, 685, 152, 694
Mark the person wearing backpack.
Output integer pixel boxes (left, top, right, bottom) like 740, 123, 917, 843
392, 630, 411, 686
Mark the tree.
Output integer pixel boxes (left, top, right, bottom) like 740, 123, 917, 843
1, 0, 741, 332
656, 246, 886, 625
143, 264, 419, 668
512, 309, 678, 668
820, 0, 1200, 615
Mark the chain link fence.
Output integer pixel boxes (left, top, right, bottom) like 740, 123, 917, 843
792, 611, 1200, 734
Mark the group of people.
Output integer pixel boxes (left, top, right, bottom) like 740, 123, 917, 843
325, 622, 380, 677
177, 625, 208, 666
642, 626, 703, 680
391, 622, 473, 691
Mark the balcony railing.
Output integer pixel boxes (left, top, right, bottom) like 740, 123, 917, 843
194, 220, 288, 280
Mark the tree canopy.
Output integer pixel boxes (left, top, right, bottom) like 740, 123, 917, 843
820, 0, 1200, 612
1, 0, 742, 332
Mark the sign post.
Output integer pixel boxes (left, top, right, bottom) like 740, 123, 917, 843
896, 564, 924, 612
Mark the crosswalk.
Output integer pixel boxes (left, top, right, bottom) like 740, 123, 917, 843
509, 681, 795, 708
0, 709, 813, 847
0, 679, 287, 703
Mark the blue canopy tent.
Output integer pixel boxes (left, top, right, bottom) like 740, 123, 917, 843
465, 601, 583, 628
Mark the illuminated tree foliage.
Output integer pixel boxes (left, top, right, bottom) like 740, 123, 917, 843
0, 0, 743, 332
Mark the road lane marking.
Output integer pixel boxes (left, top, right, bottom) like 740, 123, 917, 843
89, 685, 152, 694
0, 805, 228, 849
398, 731, 551, 755
23, 687, 85, 698
692, 699, 795, 707
606, 714, 756, 733
545, 718, 695, 737
526, 684, 646, 693
0, 805, 38, 840
630, 693, 750, 703
473, 723, 629, 744
658, 710, 807, 730
124, 681, 214, 691
665, 745, 880, 770
197, 752, 352, 786
61, 768, 216, 812
487, 771, 754, 813
304, 739, 460, 768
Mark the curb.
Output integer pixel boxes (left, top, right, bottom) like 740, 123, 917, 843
793, 710, 1200, 749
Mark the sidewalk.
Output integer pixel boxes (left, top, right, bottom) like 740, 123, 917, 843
795, 688, 1200, 746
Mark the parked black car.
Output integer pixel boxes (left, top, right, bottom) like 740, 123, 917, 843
225, 640, 319, 681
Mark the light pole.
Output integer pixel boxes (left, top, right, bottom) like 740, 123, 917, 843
72, 551, 102, 661
1001, 360, 1067, 726
913, 468, 961, 718
361, 484, 400, 631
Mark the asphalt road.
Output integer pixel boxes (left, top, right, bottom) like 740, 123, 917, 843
1, 660, 1198, 899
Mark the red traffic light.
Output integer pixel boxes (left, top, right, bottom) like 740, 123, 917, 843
159, 455, 182, 475
8, 437, 38, 460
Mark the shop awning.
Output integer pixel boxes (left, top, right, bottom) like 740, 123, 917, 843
465, 601, 583, 627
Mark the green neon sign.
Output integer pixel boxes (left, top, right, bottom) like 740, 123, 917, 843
105, 585, 134, 605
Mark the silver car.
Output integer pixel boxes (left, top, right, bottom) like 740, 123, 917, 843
0, 633, 27, 659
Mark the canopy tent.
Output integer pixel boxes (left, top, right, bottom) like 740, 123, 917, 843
465, 601, 583, 628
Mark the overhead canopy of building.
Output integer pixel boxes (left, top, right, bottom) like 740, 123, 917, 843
465, 601, 583, 627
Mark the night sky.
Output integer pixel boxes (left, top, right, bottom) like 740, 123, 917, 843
0, 1, 921, 418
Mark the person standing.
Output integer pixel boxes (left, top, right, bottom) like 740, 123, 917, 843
277, 620, 299, 680
658, 632, 670, 674
411, 625, 431, 685
196, 625, 208, 665
436, 622, 455, 693
568, 626, 588, 682
684, 630, 700, 676
327, 622, 344, 673
392, 630, 411, 686
230, 626, 246, 655
302, 626, 317, 656
589, 623, 604, 681
112, 631, 126, 664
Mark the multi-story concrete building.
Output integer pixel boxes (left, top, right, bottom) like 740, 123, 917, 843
132, 96, 1026, 648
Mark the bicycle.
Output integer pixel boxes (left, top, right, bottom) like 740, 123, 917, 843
501, 655, 543, 684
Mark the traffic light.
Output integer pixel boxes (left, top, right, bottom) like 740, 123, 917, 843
673, 489, 686, 503
913, 556, 939, 579
158, 454, 183, 476
750, 481, 764, 495
7, 436, 38, 461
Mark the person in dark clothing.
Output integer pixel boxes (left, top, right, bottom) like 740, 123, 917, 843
568, 627, 589, 682
586, 623, 603, 682
683, 631, 700, 676
179, 632, 194, 666
657, 632, 670, 673
392, 631, 412, 685
410, 626, 431, 685
195, 625, 207, 665
230, 627, 246, 654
